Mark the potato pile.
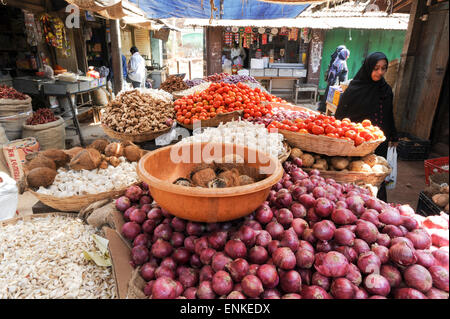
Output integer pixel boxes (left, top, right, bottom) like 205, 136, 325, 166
25, 139, 144, 189
102, 90, 175, 134
160, 75, 188, 93
431, 184, 449, 213
290, 148, 390, 174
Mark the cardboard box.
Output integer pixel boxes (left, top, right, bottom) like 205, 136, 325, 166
333, 90, 341, 106
250, 69, 264, 77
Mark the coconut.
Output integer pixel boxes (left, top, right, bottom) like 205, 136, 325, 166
65, 147, 84, 159
41, 149, 70, 168
88, 139, 109, 154
69, 148, 102, 171
27, 167, 57, 188
26, 155, 56, 172
105, 142, 124, 158
124, 145, 142, 162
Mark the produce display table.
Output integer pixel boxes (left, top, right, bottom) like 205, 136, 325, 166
254, 76, 303, 95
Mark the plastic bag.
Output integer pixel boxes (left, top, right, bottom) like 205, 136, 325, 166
0, 172, 18, 221
385, 146, 397, 190
155, 126, 190, 146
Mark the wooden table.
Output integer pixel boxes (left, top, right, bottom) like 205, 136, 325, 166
254, 76, 303, 94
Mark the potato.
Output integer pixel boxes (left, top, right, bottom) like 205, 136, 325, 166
331, 157, 350, 170
300, 153, 315, 168
27, 167, 57, 188
312, 159, 328, 171
432, 193, 449, 208
41, 149, 70, 168
26, 155, 56, 172
290, 148, 303, 159
362, 154, 378, 167
349, 160, 372, 173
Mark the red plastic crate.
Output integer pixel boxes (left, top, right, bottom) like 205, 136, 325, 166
424, 156, 449, 185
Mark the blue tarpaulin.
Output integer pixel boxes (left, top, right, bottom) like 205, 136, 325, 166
129, 0, 308, 20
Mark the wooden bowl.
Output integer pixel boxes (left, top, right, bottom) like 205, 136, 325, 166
137, 142, 283, 222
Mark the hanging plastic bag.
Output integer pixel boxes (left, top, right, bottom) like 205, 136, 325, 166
385, 146, 398, 190
155, 125, 190, 146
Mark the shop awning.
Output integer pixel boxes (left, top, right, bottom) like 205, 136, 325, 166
128, 0, 309, 19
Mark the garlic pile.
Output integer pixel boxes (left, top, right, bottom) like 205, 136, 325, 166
36, 157, 138, 197
179, 120, 285, 158
139, 88, 173, 103
173, 82, 212, 97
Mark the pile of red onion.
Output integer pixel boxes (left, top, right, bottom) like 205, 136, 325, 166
116, 160, 449, 299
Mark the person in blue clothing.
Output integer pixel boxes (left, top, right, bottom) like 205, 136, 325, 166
108, 43, 128, 89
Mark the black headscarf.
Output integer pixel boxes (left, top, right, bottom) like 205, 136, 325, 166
335, 52, 397, 142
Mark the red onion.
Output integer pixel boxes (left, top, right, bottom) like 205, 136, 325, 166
248, 264, 260, 276
312, 186, 326, 199
280, 228, 300, 252
290, 202, 307, 218
364, 275, 391, 298
143, 280, 154, 296
170, 217, 186, 232
302, 228, 317, 245
376, 233, 391, 247
292, 218, 308, 237
314, 198, 334, 218
199, 248, 216, 265
186, 222, 204, 236
345, 263, 362, 286
335, 246, 358, 263
366, 198, 384, 212
404, 264, 433, 293
147, 208, 162, 221
261, 288, 281, 299
266, 221, 284, 240
371, 243, 389, 264
335, 201, 348, 209
153, 223, 173, 241
379, 208, 403, 226
428, 265, 449, 292
151, 239, 173, 259
315, 251, 349, 277
248, 246, 269, 264
152, 276, 178, 299
401, 215, 419, 231
357, 251, 381, 274
306, 208, 320, 224
160, 257, 177, 270
194, 237, 209, 256
140, 204, 152, 213
313, 220, 336, 241
238, 226, 256, 247
172, 247, 191, 265
354, 287, 369, 299
197, 281, 216, 299
123, 207, 136, 222
389, 242, 417, 266
331, 208, 357, 225
170, 232, 185, 248
298, 240, 315, 254
267, 240, 280, 255
406, 229, 432, 250
133, 233, 150, 248
140, 262, 156, 281
155, 266, 175, 279
244, 219, 263, 231
334, 228, 355, 246
115, 196, 131, 212
125, 185, 143, 202
353, 238, 371, 256
121, 222, 141, 241
211, 270, 233, 296
275, 191, 293, 208
273, 247, 296, 270
178, 267, 199, 288
330, 278, 355, 299
316, 241, 333, 253
382, 225, 404, 238
256, 230, 272, 247
298, 268, 312, 286
356, 220, 379, 244
184, 236, 197, 253
276, 208, 293, 226
281, 293, 302, 299
360, 210, 383, 228
199, 265, 214, 282
380, 264, 402, 288
295, 249, 315, 269
183, 287, 197, 299
241, 275, 264, 298
301, 285, 332, 299
298, 194, 316, 208
415, 250, 437, 268
226, 258, 249, 282
311, 272, 331, 291
280, 270, 302, 293
426, 287, 449, 299
139, 195, 152, 206
224, 239, 247, 259
432, 249, 449, 268
390, 236, 415, 249
211, 252, 232, 272
255, 204, 273, 224
394, 288, 427, 299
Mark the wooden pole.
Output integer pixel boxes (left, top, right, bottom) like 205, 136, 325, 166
110, 19, 123, 95
177, 61, 180, 74
189, 60, 192, 80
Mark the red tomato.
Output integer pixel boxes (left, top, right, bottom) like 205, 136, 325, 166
324, 125, 336, 134
362, 119, 372, 127
311, 125, 325, 135
345, 130, 357, 139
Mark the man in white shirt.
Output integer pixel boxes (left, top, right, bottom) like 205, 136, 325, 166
127, 46, 146, 88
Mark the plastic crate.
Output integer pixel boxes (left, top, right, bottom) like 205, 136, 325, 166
424, 156, 449, 185
397, 132, 431, 161
416, 191, 442, 216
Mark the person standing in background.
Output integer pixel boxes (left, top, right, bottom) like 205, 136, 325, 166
108, 43, 127, 91
127, 46, 146, 88
318, 45, 347, 112
335, 52, 398, 202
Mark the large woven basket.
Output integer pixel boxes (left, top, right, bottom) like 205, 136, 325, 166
280, 129, 386, 157
102, 124, 171, 143
28, 186, 130, 212
178, 110, 244, 130
302, 167, 390, 187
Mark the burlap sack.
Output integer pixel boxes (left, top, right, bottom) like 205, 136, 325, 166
22, 116, 66, 151
92, 88, 109, 106
127, 268, 148, 299
2, 137, 40, 181
80, 200, 117, 229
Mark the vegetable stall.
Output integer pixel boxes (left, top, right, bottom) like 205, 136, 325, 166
0, 72, 448, 300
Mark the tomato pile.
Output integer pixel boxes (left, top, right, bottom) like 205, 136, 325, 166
267, 114, 385, 146
174, 82, 284, 126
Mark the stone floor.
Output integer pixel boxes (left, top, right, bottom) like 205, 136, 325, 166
16, 103, 432, 217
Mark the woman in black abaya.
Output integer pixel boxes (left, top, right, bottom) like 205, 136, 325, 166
335, 52, 398, 201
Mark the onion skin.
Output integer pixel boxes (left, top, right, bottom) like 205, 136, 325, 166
376, 233, 391, 247
292, 218, 309, 237
314, 251, 349, 278
152, 276, 178, 299
122, 222, 142, 241
371, 244, 389, 264
183, 287, 198, 299
357, 251, 381, 275
280, 228, 300, 252
353, 238, 371, 256
302, 228, 317, 245
364, 274, 391, 296
426, 287, 449, 299
314, 197, 334, 217
140, 263, 156, 281
301, 285, 332, 299
428, 265, 449, 292
266, 221, 284, 240
248, 246, 269, 264
227, 258, 249, 282
380, 265, 402, 288
290, 202, 307, 218
330, 278, 355, 299
345, 263, 362, 286
208, 231, 228, 250
211, 252, 232, 272
394, 288, 428, 299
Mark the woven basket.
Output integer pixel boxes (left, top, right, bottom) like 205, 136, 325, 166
302, 167, 391, 187
178, 110, 244, 130
28, 186, 131, 212
280, 129, 385, 157
102, 124, 171, 143
279, 142, 291, 163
